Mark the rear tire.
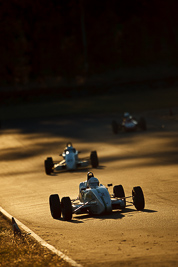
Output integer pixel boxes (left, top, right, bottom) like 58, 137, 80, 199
112, 120, 118, 134
49, 194, 61, 219
132, 186, 145, 210
61, 197, 72, 221
90, 151, 99, 168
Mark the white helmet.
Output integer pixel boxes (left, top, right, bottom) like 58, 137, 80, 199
87, 177, 99, 188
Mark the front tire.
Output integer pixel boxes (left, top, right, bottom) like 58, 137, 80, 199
113, 185, 125, 198
113, 185, 126, 207
49, 194, 61, 219
132, 186, 145, 210
61, 197, 72, 221
44, 157, 54, 175
90, 151, 99, 168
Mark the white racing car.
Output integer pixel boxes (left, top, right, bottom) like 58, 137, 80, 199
44, 143, 99, 175
49, 172, 145, 221
112, 112, 147, 134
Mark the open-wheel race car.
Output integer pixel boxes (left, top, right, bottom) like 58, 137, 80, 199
44, 143, 99, 175
112, 112, 147, 134
49, 172, 145, 221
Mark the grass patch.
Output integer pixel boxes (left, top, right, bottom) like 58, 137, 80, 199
1, 87, 178, 121
0, 213, 70, 267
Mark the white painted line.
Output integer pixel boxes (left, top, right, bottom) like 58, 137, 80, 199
0, 207, 82, 267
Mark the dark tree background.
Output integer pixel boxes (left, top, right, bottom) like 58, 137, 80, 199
0, 0, 177, 86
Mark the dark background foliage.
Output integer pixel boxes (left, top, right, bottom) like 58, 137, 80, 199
0, 0, 177, 86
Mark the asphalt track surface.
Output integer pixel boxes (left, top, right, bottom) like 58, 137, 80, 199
1, 110, 178, 266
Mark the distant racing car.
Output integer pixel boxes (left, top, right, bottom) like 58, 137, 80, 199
49, 172, 145, 221
44, 143, 99, 175
112, 112, 147, 134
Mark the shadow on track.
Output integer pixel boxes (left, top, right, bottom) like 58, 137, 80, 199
52, 207, 157, 224
47, 165, 105, 176
1, 112, 178, 170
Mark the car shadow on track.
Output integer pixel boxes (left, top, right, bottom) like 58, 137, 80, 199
53, 206, 157, 223
54, 210, 125, 224
123, 206, 157, 214
141, 208, 157, 213
48, 165, 105, 176
66, 207, 158, 223
71, 212, 125, 223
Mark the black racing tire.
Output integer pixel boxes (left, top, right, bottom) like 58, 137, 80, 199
113, 185, 126, 207
112, 120, 118, 134
61, 197, 72, 221
132, 186, 145, 210
47, 157, 54, 164
90, 151, 99, 168
113, 185, 125, 198
44, 157, 54, 175
44, 160, 51, 175
49, 194, 61, 219
138, 117, 147, 131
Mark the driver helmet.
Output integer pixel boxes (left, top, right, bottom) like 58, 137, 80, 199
64, 142, 75, 154
65, 142, 73, 149
87, 177, 99, 188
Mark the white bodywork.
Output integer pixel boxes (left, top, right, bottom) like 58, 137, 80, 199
55, 145, 89, 171
49, 175, 145, 220
73, 177, 125, 215
45, 143, 98, 175
112, 112, 146, 135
